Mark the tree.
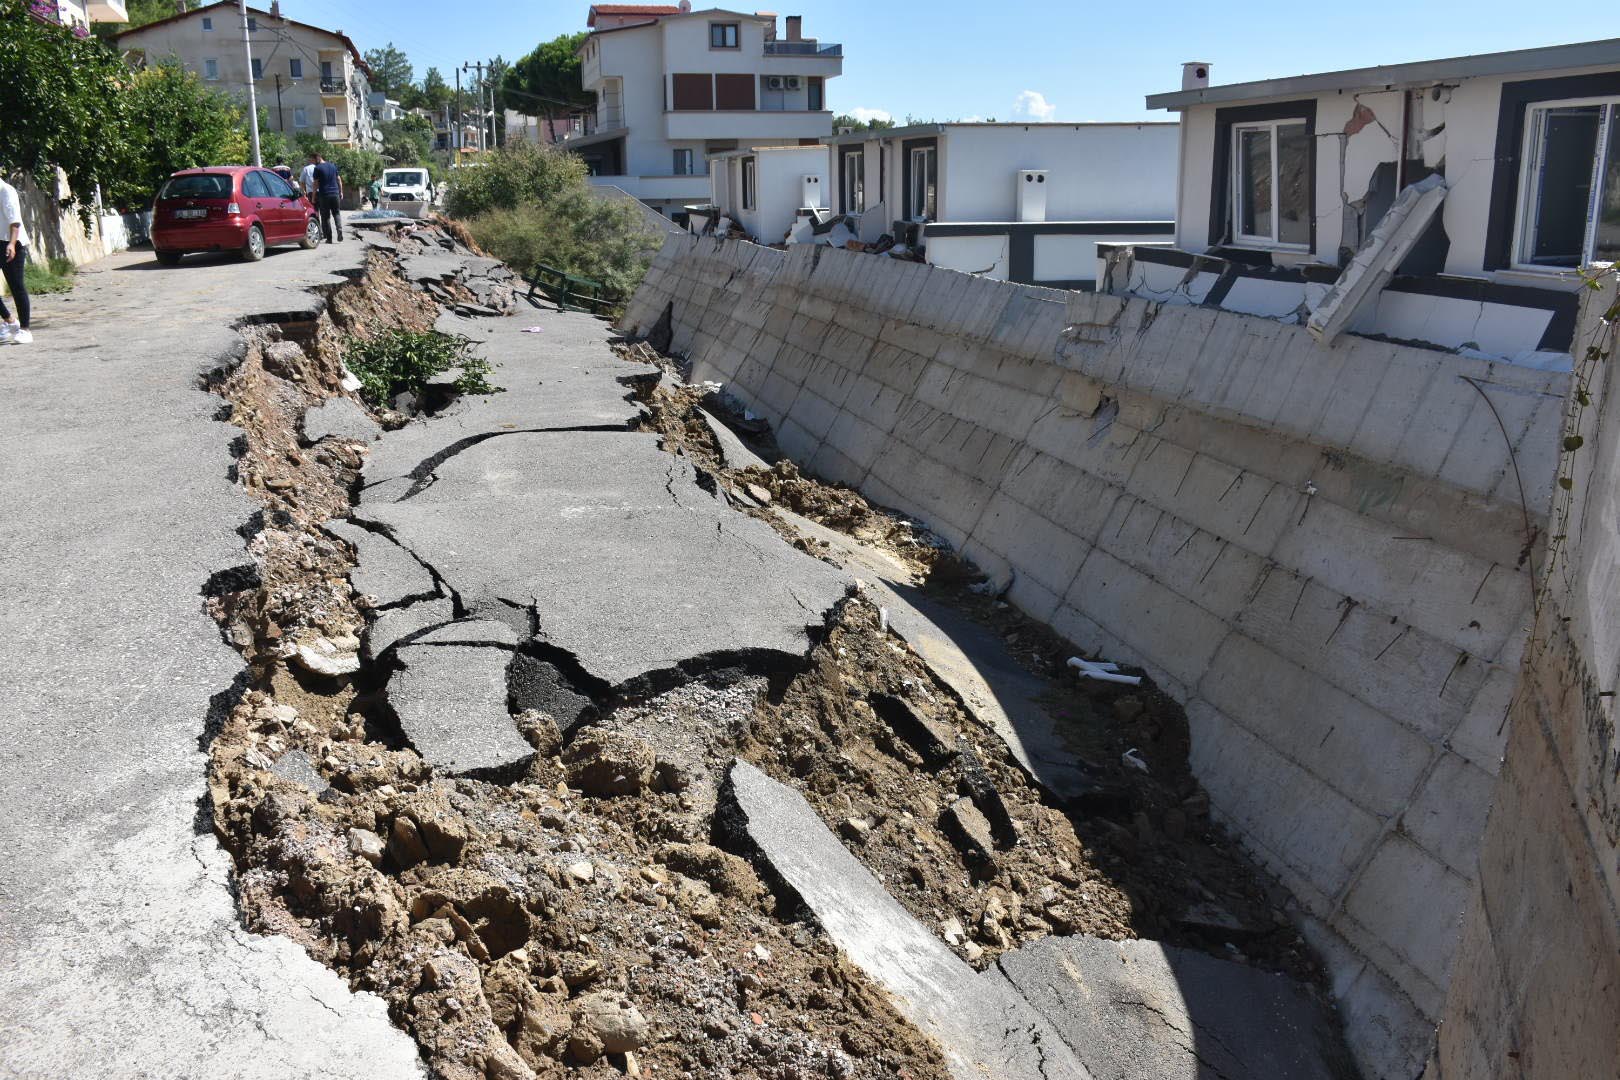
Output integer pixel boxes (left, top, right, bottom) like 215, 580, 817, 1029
93, 0, 184, 38
110, 59, 253, 207
2, 2, 133, 221
379, 114, 433, 166
503, 32, 592, 137
832, 114, 897, 132
420, 67, 452, 111
362, 43, 412, 96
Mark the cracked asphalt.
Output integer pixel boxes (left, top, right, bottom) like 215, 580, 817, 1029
0, 235, 423, 1079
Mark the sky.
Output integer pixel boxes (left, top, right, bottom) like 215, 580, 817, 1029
305, 0, 1611, 122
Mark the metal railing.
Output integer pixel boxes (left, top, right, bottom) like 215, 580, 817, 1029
763, 41, 841, 56
320, 77, 345, 94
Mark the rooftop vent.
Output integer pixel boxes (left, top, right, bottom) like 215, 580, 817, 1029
1182, 62, 1211, 90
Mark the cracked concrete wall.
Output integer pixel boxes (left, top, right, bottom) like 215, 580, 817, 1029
622, 235, 1574, 1079
1424, 279, 1620, 1080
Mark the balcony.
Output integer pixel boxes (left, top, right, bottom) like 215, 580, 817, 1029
320, 77, 346, 95
665, 109, 833, 141
588, 174, 711, 202
763, 41, 841, 56
87, 0, 128, 21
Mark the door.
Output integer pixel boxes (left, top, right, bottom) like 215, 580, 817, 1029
262, 169, 306, 239
241, 170, 283, 239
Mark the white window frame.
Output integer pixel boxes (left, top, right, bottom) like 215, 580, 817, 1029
293, 107, 309, 128
1511, 95, 1620, 272
324, 107, 338, 127
289, 58, 302, 79
741, 157, 756, 210
1230, 118, 1311, 251
203, 57, 219, 81
843, 151, 864, 213
908, 146, 935, 221
673, 148, 694, 175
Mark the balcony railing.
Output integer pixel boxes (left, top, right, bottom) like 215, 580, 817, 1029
763, 41, 842, 56
320, 77, 345, 94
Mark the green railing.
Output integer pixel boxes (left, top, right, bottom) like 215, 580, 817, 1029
526, 263, 616, 314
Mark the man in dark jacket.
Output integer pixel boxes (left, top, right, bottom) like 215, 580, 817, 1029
307, 151, 344, 243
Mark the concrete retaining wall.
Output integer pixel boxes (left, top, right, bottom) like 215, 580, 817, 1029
1424, 281, 1620, 1080
620, 236, 1571, 1079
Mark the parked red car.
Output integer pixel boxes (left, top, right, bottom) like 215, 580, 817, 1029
151, 166, 321, 265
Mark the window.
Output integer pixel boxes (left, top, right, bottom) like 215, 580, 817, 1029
324, 108, 337, 126
714, 73, 755, 111
246, 16, 256, 31
842, 149, 864, 213
251, 57, 263, 79
294, 107, 309, 128
742, 157, 756, 209
672, 73, 713, 111
1231, 119, 1310, 248
907, 143, 936, 221
321, 61, 334, 80
289, 58, 302, 78
203, 58, 219, 80
201, 15, 212, 30
243, 171, 271, 198
673, 148, 695, 175
808, 76, 823, 112
710, 22, 739, 48
264, 171, 297, 199
1513, 98, 1620, 268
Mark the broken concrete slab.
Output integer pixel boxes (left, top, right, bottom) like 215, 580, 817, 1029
721, 760, 1091, 1080
301, 396, 382, 445
699, 407, 771, 471
389, 644, 533, 777
994, 935, 1356, 1080
414, 618, 519, 647
322, 519, 438, 609
358, 431, 851, 690
509, 653, 596, 731
365, 597, 454, 661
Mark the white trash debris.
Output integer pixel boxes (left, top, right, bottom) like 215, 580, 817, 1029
1067, 656, 1142, 685
1122, 748, 1150, 773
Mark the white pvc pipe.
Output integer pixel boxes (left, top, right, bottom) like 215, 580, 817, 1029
1067, 656, 1142, 685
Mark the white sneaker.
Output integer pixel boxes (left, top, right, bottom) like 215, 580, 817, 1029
0, 326, 12, 345
11, 329, 31, 345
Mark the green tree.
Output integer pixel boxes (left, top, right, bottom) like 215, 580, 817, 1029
362, 43, 412, 95
93, 0, 185, 38
441, 139, 584, 218
1, 1, 133, 221
379, 114, 434, 166
832, 114, 897, 132
110, 59, 248, 207
503, 32, 592, 135
420, 67, 452, 111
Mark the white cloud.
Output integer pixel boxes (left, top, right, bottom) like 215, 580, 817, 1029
1012, 90, 1056, 122
849, 106, 892, 124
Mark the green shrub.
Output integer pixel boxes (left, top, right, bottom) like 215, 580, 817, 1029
24, 256, 75, 295
465, 190, 657, 300
441, 141, 586, 219
342, 329, 501, 405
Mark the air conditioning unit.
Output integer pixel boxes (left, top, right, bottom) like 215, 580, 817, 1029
1016, 169, 1048, 223
766, 75, 803, 92
802, 173, 823, 209
783, 76, 802, 91
766, 76, 785, 91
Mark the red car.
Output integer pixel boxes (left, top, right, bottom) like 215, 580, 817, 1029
151, 166, 322, 265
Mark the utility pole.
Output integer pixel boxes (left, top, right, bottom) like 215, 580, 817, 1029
453, 65, 462, 156
239, 0, 262, 165
462, 61, 487, 152
274, 74, 284, 131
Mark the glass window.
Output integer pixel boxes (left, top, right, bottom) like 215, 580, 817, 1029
808, 76, 823, 112
243, 171, 270, 198
742, 157, 756, 209
843, 151, 863, 213
246, 16, 256, 31
264, 171, 297, 198
294, 107, 308, 128
201, 15, 212, 30
710, 22, 738, 48
289, 58, 302, 78
251, 57, 263, 79
673, 149, 694, 175
324, 108, 337, 126
909, 146, 936, 220
1515, 101, 1620, 268
203, 58, 219, 80
1232, 119, 1310, 248
157, 173, 233, 200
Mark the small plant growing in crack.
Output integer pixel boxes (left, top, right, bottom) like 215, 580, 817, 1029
341, 328, 503, 405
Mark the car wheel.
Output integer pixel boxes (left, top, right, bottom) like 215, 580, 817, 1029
154, 249, 182, 267
300, 216, 321, 250
240, 224, 266, 262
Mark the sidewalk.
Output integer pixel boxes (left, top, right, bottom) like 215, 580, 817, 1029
0, 238, 423, 1078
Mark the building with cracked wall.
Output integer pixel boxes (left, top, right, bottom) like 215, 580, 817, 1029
1106, 40, 1620, 366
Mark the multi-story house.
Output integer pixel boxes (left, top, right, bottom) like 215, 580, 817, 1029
571, 3, 843, 215
116, 1, 379, 152
34, 0, 127, 35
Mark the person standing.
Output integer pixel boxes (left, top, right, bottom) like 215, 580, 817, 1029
0, 175, 31, 346
308, 151, 344, 243
299, 157, 316, 198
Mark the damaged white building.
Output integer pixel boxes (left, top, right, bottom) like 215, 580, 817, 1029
1110, 40, 1620, 365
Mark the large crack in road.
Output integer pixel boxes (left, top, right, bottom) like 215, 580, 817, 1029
199, 219, 1360, 1080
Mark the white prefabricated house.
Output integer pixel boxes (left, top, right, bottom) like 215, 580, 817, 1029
820, 122, 1179, 289
694, 144, 830, 243
1108, 41, 1620, 364
571, 3, 843, 216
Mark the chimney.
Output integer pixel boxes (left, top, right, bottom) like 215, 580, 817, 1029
785, 15, 802, 41
1181, 61, 1211, 90
270, 0, 280, 16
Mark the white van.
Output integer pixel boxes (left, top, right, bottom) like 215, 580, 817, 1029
379, 168, 435, 218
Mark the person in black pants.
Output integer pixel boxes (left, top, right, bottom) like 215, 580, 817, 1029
0, 175, 30, 345
307, 151, 344, 243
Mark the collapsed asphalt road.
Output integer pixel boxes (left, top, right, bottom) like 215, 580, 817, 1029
194, 221, 1358, 1080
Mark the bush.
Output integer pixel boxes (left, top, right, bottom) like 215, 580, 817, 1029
342, 329, 501, 405
441, 140, 586, 219
465, 192, 656, 300
24, 256, 75, 295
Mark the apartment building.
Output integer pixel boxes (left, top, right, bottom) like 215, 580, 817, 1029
116, 1, 379, 151
37, 0, 128, 34
571, 3, 843, 214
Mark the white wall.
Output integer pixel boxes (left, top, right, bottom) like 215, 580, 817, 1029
938, 124, 1179, 222
598, 27, 669, 177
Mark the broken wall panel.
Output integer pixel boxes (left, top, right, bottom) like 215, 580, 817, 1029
619, 235, 1583, 1080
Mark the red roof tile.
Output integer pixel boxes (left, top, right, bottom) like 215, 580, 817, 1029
587, 4, 681, 26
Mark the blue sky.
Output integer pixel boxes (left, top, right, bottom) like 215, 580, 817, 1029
307, 0, 1609, 122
